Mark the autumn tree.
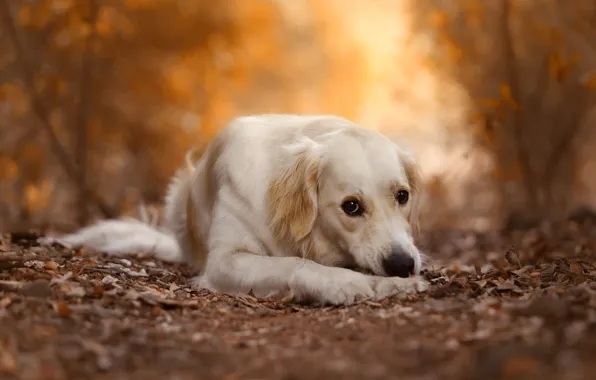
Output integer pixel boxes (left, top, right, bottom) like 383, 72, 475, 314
2, 0, 485, 232
0, 0, 282, 230
411, 0, 596, 227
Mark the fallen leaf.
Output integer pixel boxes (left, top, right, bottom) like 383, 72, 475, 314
44, 261, 58, 271
502, 355, 543, 376
93, 285, 105, 297
22, 279, 52, 298
0, 340, 17, 374
504, 247, 521, 268
570, 262, 583, 276
56, 301, 73, 317
541, 264, 557, 281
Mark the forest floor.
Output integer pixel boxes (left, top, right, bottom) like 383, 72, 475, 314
1, 216, 596, 380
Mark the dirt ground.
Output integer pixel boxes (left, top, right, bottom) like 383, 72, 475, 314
2, 216, 596, 380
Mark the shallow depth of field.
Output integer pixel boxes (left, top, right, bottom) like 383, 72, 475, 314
1, 1, 596, 379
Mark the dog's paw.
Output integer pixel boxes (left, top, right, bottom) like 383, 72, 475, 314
371, 275, 429, 301
188, 275, 211, 291
290, 267, 375, 306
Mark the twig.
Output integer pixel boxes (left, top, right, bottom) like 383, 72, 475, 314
0, 0, 116, 219
138, 293, 200, 308
0, 252, 39, 262
67, 304, 125, 317
0, 280, 23, 292
0, 252, 39, 269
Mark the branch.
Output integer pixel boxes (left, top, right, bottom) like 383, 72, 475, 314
500, 0, 538, 204
74, 0, 99, 224
0, 125, 38, 154
0, 0, 116, 219
0, 2, 73, 176
543, 83, 592, 188
526, 52, 551, 119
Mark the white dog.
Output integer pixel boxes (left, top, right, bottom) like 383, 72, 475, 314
42, 114, 429, 305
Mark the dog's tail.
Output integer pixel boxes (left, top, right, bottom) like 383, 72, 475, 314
39, 217, 184, 263
39, 147, 205, 263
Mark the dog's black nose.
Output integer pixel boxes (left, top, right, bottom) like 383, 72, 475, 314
382, 250, 415, 278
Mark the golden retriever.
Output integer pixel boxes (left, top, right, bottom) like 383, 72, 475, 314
42, 114, 429, 305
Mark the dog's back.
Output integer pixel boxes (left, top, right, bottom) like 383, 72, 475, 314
40, 114, 362, 266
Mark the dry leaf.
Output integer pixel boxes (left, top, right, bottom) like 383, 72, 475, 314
504, 247, 521, 268
44, 261, 58, 271
56, 301, 73, 317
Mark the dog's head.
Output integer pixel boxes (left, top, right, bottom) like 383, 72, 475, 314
267, 124, 423, 277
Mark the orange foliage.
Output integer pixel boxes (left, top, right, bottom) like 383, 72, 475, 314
413, 0, 596, 222
3, 0, 594, 229
0, 0, 386, 228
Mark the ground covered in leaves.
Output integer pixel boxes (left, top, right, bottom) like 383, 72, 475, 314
2, 217, 596, 380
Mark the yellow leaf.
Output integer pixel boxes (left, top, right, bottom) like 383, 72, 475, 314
549, 52, 569, 83
124, 0, 154, 10
429, 11, 448, 28
0, 157, 19, 181
570, 53, 581, 65
56, 80, 69, 96
0, 82, 30, 116
499, 84, 518, 109
548, 27, 562, 46
582, 71, 596, 89
22, 143, 45, 175
464, 0, 484, 28
478, 98, 501, 110
51, 0, 74, 13
440, 34, 463, 63
17, 4, 32, 26
25, 180, 53, 213
165, 62, 196, 101
35, 76, 48, 93
96, 7, 113, 36
23, 0, 52, 29
49, 109, 64, 129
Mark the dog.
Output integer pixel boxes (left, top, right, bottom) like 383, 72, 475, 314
42, 114, 429, 305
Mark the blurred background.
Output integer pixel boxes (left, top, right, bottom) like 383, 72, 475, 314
1, 0, 595, 233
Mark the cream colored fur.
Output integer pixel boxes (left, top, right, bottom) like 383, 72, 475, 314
41, 114, 429, 305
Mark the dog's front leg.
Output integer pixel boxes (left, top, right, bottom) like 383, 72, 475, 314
199, 252, 426, 305
199, 252, 385, 305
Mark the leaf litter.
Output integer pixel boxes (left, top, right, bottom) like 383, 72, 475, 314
1, 219, 596, 379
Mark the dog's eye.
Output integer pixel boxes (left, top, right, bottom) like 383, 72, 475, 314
396, 190, 409, 205
341, 199, 363, 216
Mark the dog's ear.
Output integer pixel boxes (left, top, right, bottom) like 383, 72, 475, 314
267, 140, 321, 244
399, 148, 424, 237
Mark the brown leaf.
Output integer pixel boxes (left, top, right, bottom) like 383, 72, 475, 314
504, 247, 521, 268
21, 279, 52, 298
139, 293, 199, 309
44, 260, 58, 271
93, 284, 105, 297
496, 281, 524, 294
452, 277, 469, 289
56, 301, 73, 317
570, 262, 583, 276
540, 264, 557, 281
530, 271, 541, 278
502, 355, 543, 377
0, 340, 17, 374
